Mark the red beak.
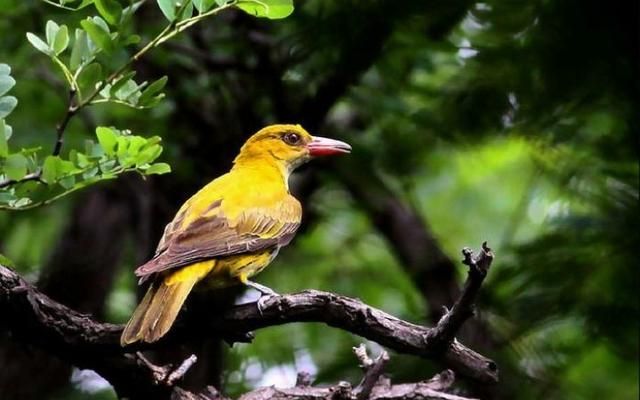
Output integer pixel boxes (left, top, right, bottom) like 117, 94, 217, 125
307, 136, 352, 156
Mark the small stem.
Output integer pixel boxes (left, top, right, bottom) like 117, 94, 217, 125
78, 1, 229, 109
52, 56, 78, 91
156, 3, 234, 45
52, 89, 78, 156
166, 354, 198, 385
0, 165, 133, 211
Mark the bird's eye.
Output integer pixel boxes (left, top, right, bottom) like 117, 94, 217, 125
282, 132, 301, 146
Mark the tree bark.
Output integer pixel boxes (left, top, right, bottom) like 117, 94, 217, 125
0, 244, 497, 399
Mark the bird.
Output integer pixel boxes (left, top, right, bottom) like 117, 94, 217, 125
120, 124, 351, 345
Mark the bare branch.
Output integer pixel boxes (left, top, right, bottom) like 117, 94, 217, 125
0, 243, 497, 398
352, 343, 374, 368
167, 354, 199, 385
295, 371, 313, 387
225, 368, 476, 400
211, 278, 498, 383
430, 243, 494, 346
423, 369, 457, 391
352, 345, 390, 400
134, 352, 198, 386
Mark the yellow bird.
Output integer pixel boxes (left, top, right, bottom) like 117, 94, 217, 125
121, 124, 351, 345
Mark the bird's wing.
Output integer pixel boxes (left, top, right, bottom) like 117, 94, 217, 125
135, 196, 301, 281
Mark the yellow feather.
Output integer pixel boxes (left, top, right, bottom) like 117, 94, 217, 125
121, 261, 215, 345
121, 124, 346, 346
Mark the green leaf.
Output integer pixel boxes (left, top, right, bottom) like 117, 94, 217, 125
145, 136, 162, 146
80, 18, 113, 53
53, 25, 70, 55
91, 16, 111, 33
26, 33, 53, 56
138, 76, 167, 105
68, 149, 78, 164
95, 0, 123, 26
177, 0, 194, 20
70, 29, 90, 70
0, 75, 15, 97
59, 158, 77, 172
0, 119, 7, 157
77, 0, 96, 9
123, 34, 141, 46
45, 20, 60, 46
236, 0, 293, 19
77, 62, 102, 94
127, 136, 147, 156
109, 72, 136, 97
76, 152, 90, 168
137, 144, 163, 164
0, 96, 17, 119
156, 0, 178, 21
116, 136, 130, 165
142, 95, 164, 108
86, 140, 105, 158
0, 190, 16, 205
42, 155, 62, 184
145, 162, 171, 175
122, 0, 145, 22
11, 197, 32, 208
115, 79, 141, 102
4, 153, 27, 180
82, 166, 99, 179
100, 158, 117, 172
3, 123, 12, 141
96, 126, 118, 155
59, 175, 76, 189
193, 0, 215, 13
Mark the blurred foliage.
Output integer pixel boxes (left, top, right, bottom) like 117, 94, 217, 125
0, 0, 638, 399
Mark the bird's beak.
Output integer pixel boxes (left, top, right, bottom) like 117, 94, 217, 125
307, 136, 352, 156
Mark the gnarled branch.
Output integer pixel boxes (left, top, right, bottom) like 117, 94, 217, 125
0, 243, 496, 398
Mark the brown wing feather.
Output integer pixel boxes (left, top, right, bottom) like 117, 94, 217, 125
135, 197, 300, 281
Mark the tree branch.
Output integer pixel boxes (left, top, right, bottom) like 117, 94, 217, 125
171, 347, 477, 400
206, 287, 497, 383
0, 243, 497, 398
430, 243, 494, 346
352, 344, 390, 400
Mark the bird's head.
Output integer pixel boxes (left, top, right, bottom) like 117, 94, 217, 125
234, 124, 351, 173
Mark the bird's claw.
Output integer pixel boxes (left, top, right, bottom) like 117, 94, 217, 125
243, 280, 278, 316
256, 294, 272, 316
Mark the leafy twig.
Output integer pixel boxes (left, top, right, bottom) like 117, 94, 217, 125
1, 1, 233, 192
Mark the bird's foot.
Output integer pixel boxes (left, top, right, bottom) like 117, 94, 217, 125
244, 280, 278, 316
256, 295, 272, 316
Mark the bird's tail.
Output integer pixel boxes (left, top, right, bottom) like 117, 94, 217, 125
120, 261, 214, 346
